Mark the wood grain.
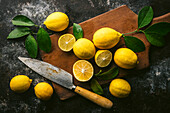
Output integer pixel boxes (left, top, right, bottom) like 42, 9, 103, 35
75, 86, 113, 108
41, 5, 170, 100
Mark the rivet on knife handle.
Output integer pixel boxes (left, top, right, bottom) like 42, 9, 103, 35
74, 86, 113, 109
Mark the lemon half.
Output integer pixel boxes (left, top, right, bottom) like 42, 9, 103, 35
95, 50, 112, 67
58, 34, 76, 52
73, 60, 94, 82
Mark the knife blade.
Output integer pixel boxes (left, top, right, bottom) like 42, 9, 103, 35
18, 57, 76, 90
18, 57, 113, 109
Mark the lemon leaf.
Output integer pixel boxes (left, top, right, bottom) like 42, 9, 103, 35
96, 67, 119, 80
7, 27, 31, 39
12, 15, 35, 26
90, 79, 103, 95
143, 22, 170, 47
124, 36, 145, 52
37, 28, 51, 53
138, 6, 153, 29
73, 23, 83, 40
25, 35, 38, 58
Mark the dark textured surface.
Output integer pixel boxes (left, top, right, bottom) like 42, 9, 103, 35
0, 0, 170, 113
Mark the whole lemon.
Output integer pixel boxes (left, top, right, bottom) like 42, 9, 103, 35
114, 48, 138, 69
34, 82, 53, 100
93, 27, 122, 49
44, 12, 69, 32
10, 75, 32, 93
109, 78, 131, 98
73, 38, 96, 59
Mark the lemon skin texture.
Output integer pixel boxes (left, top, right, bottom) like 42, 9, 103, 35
109, 78, 131, 98
44, 12, 69, 32
73, 38, 96, 59
10, 75, 32, 93
34, 82, 53, 101
114, 48, 138, 69
93, 27, 122, 49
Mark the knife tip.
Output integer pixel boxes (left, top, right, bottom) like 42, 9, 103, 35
18, 56, 22, 60
18, 56, 27, 61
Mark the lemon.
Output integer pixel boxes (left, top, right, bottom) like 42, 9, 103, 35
73, 38, 96, 59
10, 75, 32, 93
44, 12, 69, 32
109, 78, 131, 98
95, 50, 112, 67
93, 27, 122, 49
34, 82, 53, 100
73, 60, 94, 82
114, 48, 138, 69
58, 34, 76, 52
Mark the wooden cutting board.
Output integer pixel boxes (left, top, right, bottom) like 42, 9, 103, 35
41, 5, 170, 100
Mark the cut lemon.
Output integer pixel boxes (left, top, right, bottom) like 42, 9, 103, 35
95, 50, 112, 67
73, 60, 94, 82
58, 34, 76, 52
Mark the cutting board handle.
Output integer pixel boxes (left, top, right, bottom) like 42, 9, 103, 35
74, 86, 113, 109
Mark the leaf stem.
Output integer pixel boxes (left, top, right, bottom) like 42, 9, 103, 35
138, 30, 144, 33
123, 30, 138, 35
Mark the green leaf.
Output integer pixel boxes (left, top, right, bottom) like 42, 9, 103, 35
73, 23, 83, 40
138, 6, 153, 29
25, 35, 38, 58
12, 15, 35, 26
143, 22, 170, 47
96, 67, 119, 80
144, 22, 170, 36
90, 79, 103, 95
124, 36, 145, 52
37, 28, 51, 53
7, 27, 31, 39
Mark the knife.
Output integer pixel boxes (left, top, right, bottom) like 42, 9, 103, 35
18, 57, 113, 108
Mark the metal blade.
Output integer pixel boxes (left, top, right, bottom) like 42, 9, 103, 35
18, 57, 75, 90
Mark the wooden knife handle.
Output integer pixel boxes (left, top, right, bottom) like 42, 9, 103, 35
74, 86, 113, 109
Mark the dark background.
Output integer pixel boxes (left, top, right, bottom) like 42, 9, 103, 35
0, 0, 170, 113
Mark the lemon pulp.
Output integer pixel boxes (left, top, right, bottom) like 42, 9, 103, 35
95, 50, 112, 67
58, 34, 76, 52
73, 60, 94, 82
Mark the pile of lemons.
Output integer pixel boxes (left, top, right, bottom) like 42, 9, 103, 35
45, 12, 138, 98
44, 12, 137, 98
10, 12, 138, 99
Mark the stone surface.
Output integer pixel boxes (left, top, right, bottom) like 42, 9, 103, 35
0, 0, 170, 113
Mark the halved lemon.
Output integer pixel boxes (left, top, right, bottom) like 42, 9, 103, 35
95, 50, 112, 67
73, 60, 94, 82
58, 34, 76, 52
